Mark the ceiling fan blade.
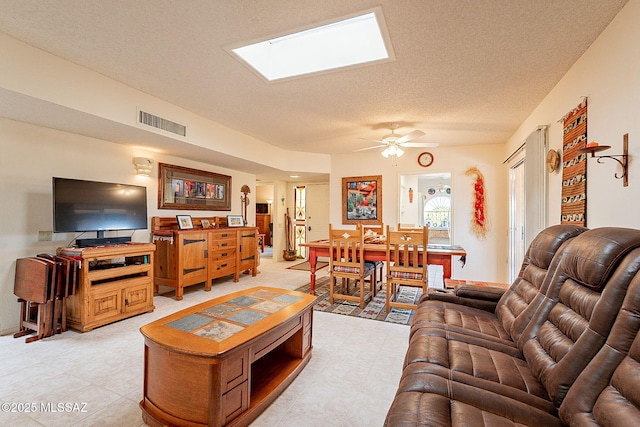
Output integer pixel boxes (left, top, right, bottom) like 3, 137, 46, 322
357, 137, 386, 144
401, 142, 440, 148
396, 130, 426, 144
354, 145, 385, 152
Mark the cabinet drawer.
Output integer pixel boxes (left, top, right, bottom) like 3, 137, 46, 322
222, 381, 248, 425
210, 249, 235, 262
210, 261, 236, 277
222, 350, 249, 392
211, 237, 236, 250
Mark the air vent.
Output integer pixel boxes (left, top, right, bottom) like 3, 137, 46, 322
139, 110, 186, 137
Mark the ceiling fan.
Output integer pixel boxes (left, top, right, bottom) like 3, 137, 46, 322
356, 124, 439, 158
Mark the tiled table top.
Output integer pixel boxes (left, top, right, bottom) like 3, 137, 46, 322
164, 289, 304, 342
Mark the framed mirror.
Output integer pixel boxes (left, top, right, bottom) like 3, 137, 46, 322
399, 172, 452, 244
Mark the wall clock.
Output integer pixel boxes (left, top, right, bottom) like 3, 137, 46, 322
418, 152, 434, 167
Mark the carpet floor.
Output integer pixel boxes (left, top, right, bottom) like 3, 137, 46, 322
295, 276, 422, 325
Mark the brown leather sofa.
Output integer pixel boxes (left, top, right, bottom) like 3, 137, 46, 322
384, 225, 640, 426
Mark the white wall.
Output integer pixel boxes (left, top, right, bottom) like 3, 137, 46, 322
505, 0, 640, 229
0, 118, 255, 334
0, 32, 330, 176
330, 143, 508, 283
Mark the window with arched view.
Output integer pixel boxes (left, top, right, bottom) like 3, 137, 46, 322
424, 196, 451, 243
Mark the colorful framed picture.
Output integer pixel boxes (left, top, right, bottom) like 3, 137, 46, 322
227, 215, 244, 227
342, 175, 382, 225
176, 215, 194, 230
159, 163, 231, 210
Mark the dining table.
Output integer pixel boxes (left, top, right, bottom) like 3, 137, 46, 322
300, 239, 466, 295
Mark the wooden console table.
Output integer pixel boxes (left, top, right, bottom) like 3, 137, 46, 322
140, 286, 316, 427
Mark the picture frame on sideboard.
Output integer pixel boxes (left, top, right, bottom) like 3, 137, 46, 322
176, 215, 194, 230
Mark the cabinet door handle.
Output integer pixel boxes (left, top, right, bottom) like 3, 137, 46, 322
184, 238, 206, 245
221, 243, 228, 247
183, 266, 205, 275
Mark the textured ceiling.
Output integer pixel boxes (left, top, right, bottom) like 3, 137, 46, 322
0, 0, 629, 177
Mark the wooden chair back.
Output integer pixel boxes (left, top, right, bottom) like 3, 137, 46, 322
386, 225, 429, 279
397, 223, 424, 233
329, 225, 366, 276
357, 223, 385, 235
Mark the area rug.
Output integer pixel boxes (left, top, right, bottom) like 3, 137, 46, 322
287, 261, 329, 271
561, 98, 588, 226
295, 276, 422, 325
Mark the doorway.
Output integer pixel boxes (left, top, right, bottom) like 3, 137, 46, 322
292, 183, 329, 259
399, 172, 452, 244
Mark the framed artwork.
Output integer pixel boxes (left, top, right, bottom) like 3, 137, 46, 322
342, 175, 382, 225
227, 215, 244, 228
200, 219, 211, 229
176, 215, 194, 230
158, 163, 231, 210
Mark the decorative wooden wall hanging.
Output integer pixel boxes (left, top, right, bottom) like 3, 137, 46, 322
465, 166, 487, 239
560, 99, 588, 226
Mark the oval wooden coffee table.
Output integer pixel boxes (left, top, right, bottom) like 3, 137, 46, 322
140, 286, 316, 427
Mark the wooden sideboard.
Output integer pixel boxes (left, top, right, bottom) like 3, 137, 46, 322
61, 243, 156, 332
256, 214, 271, 246
152, 217, 259, 300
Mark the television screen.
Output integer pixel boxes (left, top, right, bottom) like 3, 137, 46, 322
53, 177, 148, 234
256, 203, 269, 214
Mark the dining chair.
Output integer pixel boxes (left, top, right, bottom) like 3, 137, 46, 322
356, 223, 385, 291
385, 225, 429, 312
329, 225, 376, 309
397, 223, 422, 232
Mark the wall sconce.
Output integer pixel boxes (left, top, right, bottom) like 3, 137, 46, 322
280, 196, 285, 206
577, 133, 629, 187
133, 157, 154, 176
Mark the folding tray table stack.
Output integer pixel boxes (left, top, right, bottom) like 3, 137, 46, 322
13, 254, 78, 343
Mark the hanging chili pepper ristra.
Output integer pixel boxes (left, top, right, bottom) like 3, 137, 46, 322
465, 166, 488, 239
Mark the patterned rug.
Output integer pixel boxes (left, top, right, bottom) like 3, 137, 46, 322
295, 276, 422, 325
287, 261, 329, 271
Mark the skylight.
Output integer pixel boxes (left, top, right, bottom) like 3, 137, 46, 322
229, 8, 393, 82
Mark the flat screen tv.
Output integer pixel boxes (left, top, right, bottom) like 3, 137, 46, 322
53, 177, 148, 246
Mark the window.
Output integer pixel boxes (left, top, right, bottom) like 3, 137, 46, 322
228, 8, 393, 82
424, 196, 451, 228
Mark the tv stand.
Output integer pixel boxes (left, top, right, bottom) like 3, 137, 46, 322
60, 243, 155, 332
76, 236, 132, 247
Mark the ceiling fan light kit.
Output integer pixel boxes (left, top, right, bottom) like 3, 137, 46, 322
381, 145, 404, 158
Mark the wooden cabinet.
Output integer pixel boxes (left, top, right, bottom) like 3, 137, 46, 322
153, 225, 259, 300
61, 243, 155, 332
256, 214, 271, 246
